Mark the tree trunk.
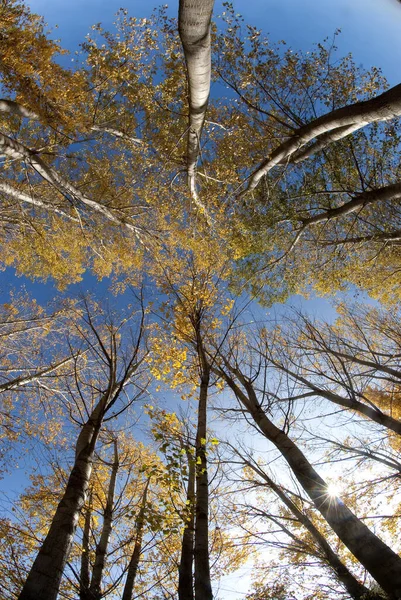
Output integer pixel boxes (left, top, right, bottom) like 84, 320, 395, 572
178, 0, 215, 199
300, 182, 401, 228
245, 81, 401, 192
0, 132, 142, 239
222, 371, 401, 599
79, 493, 92, 600
194, 374, 213, 600
178, 446, 196, 600
89, 439, 119, 600
18, 399, 106, 600
0, 98, 38, 119
274, 363, 401, 436
243, 458, 371, 600
121, 479, 150, 600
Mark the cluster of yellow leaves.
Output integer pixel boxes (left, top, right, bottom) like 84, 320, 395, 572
147, 329, 189, 389
0, 0, 89, 132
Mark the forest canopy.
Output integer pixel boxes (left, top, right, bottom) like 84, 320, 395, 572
1, 1, 401, 599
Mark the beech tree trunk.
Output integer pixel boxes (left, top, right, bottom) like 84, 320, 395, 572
19, 399, 106, 600
89, 440, 119, 600
178, 447, 196, 600
300, 182, 401, 228
194, 373, 213, 600
0, 98, 38, 119
178, 0, 215, 199
121, 479, 150, 600
0, 354, 76, 393
79, 494, 92, 600
220, 370, 401, 599
0, 131, 142, 239
245, 81, 401, 192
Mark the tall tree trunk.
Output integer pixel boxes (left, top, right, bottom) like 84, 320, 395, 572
121, 479, 150, 600
221, 371, 401, 600
79, 492, 92, 600
19, 398, 107, 600
245, 81, 401, 192
242, 457, 371, 600
194, 373, 213, 600
89, 439, 119, 600
178, 446, 196, 600
178, 0, 215, 201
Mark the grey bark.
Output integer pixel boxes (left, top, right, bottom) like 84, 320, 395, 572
0, 132, 143, 239
18, 397, 107, 600
290, 123, 362, 164
178, 0, 215, 201
0, 180, 79, 221
271, 362, 401, 436
178, 447, 196, 600
194, 375, 212, 600
0, 354, 76, 393
91, 125, 142, 145
89, 439, 119, 600
121, 479, 150, 600
245, 81, 401, 192
219, 367, 401, 599
0, 99, 38, 119
300, 182, 401, 228
79, 494, 92, 600
322, 230, 401, 246
18, 329, 142, 600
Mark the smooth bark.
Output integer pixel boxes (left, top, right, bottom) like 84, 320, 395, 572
290, 123, 362, 164
178, 0, 215, 201
79, 494, 92, 600
0, 98, 38, 119
178, 447, 196, 600
0, 354, 76, 393
0, 132, 142, 238
245, 82, 401, 192
300, 182, 401, 228
0, 180, 79, 221
194, 374, 212, 600
271, 361, 401, 436
242, 457, 371, 600
19, 398, 106, 600
121, 479, 150, 600
18, 319, 142, 600
91, 125, 142, 145
89, 440, 119, 600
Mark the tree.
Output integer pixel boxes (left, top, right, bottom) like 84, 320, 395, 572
230, 447, 372, 599
261, 303, 401, 436
149, 257, 219, 600
18, 299, 147, 600
211, 328, 401, 598
178, 0, 215, 203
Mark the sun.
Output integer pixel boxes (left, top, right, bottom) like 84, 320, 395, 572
326, 481, 342, 498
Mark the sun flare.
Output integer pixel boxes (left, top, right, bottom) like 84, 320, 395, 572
326, 482, 342, 498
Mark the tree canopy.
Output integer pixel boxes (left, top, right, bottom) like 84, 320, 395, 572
1, 1, 401, 599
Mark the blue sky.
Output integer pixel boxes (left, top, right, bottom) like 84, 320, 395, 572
27, 0, 401, 84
